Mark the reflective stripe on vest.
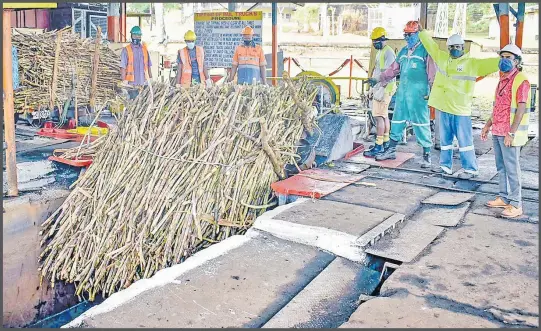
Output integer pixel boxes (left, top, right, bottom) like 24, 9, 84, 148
379, 45, 396, 94
179, 46, 206, 87
510, 72, 532, 146
125, 43, 149, 82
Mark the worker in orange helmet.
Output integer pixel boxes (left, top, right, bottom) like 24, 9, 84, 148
228, 26, 268, 85
368, 21, 437, 168
175, 30, 212, 88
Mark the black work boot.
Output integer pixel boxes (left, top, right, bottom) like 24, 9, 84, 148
376, 139, 397, 161
421, 152, 432, 168
363, 144, 384, 158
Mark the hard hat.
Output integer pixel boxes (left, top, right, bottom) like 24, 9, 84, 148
241, 26, 254, 35
404, 21, 420, 33
130, 26, 142, 36
499, 43, 522, 57
370, 27, 386, 40
184, 30, 197, 41
446, 34, 465, 46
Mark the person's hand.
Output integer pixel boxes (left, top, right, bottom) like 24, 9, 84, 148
481, 125, 491, 141
504, 133, 513, 147
366, 78, 378, 87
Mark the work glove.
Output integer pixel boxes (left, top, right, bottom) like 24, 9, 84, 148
366, 78, 378, 87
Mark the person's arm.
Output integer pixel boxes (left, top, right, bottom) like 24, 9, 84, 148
120, 48, 128, 82
426, 55, 436, 89
228, 47, 239, 82
418, 30, 448, 68
379, 48, 396, 87
473, 57, 500, 77
258, 47, 268, 85
377, 61, 401, 85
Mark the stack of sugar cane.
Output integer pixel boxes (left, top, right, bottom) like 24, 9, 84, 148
39, 77, 317, 301
12, 27, 119, 113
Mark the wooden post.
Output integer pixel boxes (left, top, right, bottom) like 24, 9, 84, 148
50, 29, 62, 110
287, 57, 291, 75
3, 9, 18, 196
89, 26, 102, 112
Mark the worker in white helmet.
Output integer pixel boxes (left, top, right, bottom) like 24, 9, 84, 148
481, 44, 530, 219
418, 26, 500, 178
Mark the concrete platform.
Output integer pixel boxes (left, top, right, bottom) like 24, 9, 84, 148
75, 232, 336, 328
361, 167, 458, 190
415, 203, 470, 227
340, 293, 500, 328
470, 194, 539, 223
421, 192, 475, 206
477, 183, 539, 201
322, 161, 370, 174
262, 258, 380, 328
365, 220, 444, 263
324, 178, 437, 216
346, 152, 415, 169
378, 213, 539, 328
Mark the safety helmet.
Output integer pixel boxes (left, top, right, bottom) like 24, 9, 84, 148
499, 43, 522, 57
370, 27, 386, 40
241, 26, 254, 35
130, 26, 142, 36
446, 34, 465, 46
184, 30, 197, 41
404, 21, 420, 33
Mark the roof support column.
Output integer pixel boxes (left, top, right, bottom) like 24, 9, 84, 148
107, 3, 120, 42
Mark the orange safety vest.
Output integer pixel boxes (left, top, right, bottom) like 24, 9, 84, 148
124, 43, 149, 82
179, 46, 206, 87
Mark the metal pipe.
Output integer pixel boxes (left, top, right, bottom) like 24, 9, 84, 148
107, 3, 120, 42
3, 9, 19, 196
498, 3, 510, 49
272, 2, 278, 86
515, 3, 525, 49
120, 2, 127, 42
287, 57, 291, 75
348, 55, 353, 98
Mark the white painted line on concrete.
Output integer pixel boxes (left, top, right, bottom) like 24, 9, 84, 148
63, 234, 252, 328
253, 217, 366, 262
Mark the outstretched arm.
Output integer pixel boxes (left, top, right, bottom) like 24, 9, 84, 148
418, 30, 449, 68
377, 61, 400, 85
474, 57, 500, 77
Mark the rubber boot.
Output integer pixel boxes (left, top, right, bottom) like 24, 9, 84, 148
421, 152, 431, 168
383, 140, 390, 150
363, 143, 384, 158
376, 139, 397, 161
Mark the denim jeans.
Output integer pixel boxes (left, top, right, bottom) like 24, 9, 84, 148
493, 135, 522, 208
438, 111, 478, 174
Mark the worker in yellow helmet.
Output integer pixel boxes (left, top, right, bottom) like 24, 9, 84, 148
228, 26, 268, 85
176, 30, 212, 88
363, 27, 396, 158
418, 25, 500, 178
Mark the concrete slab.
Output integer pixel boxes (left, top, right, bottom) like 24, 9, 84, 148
355, 213, 405, 249
252, 200, 366, 262
475, 154, 499, 181
491, 170, 538, 190
415, 203, 470, 227
470, 194, 539, 223
323, 161, 370, 174
80, 233, 335, 328
365, 220, 444, 263
345, 152, 415, 169
340, 293, 501, 328
379, 213, 539, 328
324, 178, 437, 216
421, 192, 475, 206
477, 183, 539, 201
361, 167, 458, 189
263, 258, 380, 328
273, 199, 394, 237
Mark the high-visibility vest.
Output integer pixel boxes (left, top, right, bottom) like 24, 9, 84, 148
494, 72, 531, 147
179, 46, 207, 87
379, 44, 396, 95
419, 30, 500, 116
124, 43, 149, 82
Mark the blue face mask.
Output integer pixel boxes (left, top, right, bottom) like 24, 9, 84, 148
373, 41, 383, 50
450, 48, 463, 58
405, 33, 420, 48
243, 40, 252, 46
499, 58, 514, 72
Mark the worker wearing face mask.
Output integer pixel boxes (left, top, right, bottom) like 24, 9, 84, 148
368, 21, 436, 168
228, 26, 268, 85
363, 27, 396, 158
481, 44, 530, 218
175, 30, 212, 88
120, 26, 152, 99
418, 26, 500, 178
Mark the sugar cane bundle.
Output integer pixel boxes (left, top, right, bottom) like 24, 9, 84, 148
39, 79, 317, 301
12, 27, 119, 113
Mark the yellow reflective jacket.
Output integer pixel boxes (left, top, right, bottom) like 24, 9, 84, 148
419, 30, 500, 116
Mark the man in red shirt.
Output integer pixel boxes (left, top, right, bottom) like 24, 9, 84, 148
481, 44, 531, 218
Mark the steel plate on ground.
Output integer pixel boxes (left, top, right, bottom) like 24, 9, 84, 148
345, 152, 415, 169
